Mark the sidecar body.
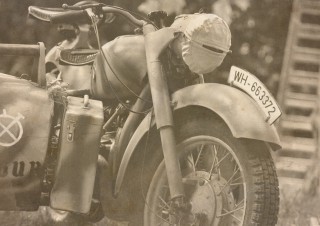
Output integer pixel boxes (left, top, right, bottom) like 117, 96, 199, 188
0, 73, 53, 210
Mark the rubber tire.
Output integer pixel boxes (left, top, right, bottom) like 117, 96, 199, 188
141, 115, 279, 226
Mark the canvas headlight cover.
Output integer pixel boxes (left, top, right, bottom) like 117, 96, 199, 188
172, 14, 231, 74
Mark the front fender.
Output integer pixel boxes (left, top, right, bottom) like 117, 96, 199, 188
172, 83, 281, 147
114, 83, 281, 195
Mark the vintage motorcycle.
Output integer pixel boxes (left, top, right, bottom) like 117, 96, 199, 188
0, 2, 282, 226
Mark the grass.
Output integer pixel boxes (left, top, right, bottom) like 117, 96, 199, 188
277, 191, 320, 225
277, 161, 320, 226
0, 208, 127, 226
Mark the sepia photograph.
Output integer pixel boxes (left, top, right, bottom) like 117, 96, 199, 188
0, 0, 319, 225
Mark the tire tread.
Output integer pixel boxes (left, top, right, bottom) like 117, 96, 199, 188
249, 151, 279, 226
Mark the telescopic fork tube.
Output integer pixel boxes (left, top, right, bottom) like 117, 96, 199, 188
143, 24, 185, 205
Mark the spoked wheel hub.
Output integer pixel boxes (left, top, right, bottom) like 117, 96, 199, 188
177, 171, 235, 226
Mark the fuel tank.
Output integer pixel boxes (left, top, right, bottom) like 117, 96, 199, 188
46, 44, 93, 91
91, 35, 147, 100
0, 73, 53, 210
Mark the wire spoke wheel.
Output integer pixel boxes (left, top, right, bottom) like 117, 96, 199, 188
146, 136, 246, 226
142, 115, 279, 226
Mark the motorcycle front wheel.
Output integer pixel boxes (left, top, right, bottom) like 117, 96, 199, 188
143, 114, 279, 226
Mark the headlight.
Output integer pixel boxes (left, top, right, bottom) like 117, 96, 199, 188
171, 13, 231, 74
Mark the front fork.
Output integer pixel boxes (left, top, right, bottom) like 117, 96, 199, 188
143, 24, 186, 207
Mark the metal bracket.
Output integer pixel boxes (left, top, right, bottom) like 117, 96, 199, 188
67, 122, 76, 142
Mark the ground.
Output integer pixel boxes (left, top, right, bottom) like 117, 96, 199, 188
0, 193, 319, 226
277, 161, 320, 226
278, 191, 320, 225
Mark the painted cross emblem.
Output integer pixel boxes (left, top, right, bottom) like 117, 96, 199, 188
0, 109, 25, 147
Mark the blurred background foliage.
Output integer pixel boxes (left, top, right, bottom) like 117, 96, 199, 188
0, 0, 293, 95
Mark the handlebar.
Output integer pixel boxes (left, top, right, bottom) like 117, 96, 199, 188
50, 10, 90, 24
50, 5, 145, 28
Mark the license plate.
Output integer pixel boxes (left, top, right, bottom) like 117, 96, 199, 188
227, 66, 282, 125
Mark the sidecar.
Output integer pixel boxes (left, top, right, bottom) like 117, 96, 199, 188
0, 43, 53, 210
